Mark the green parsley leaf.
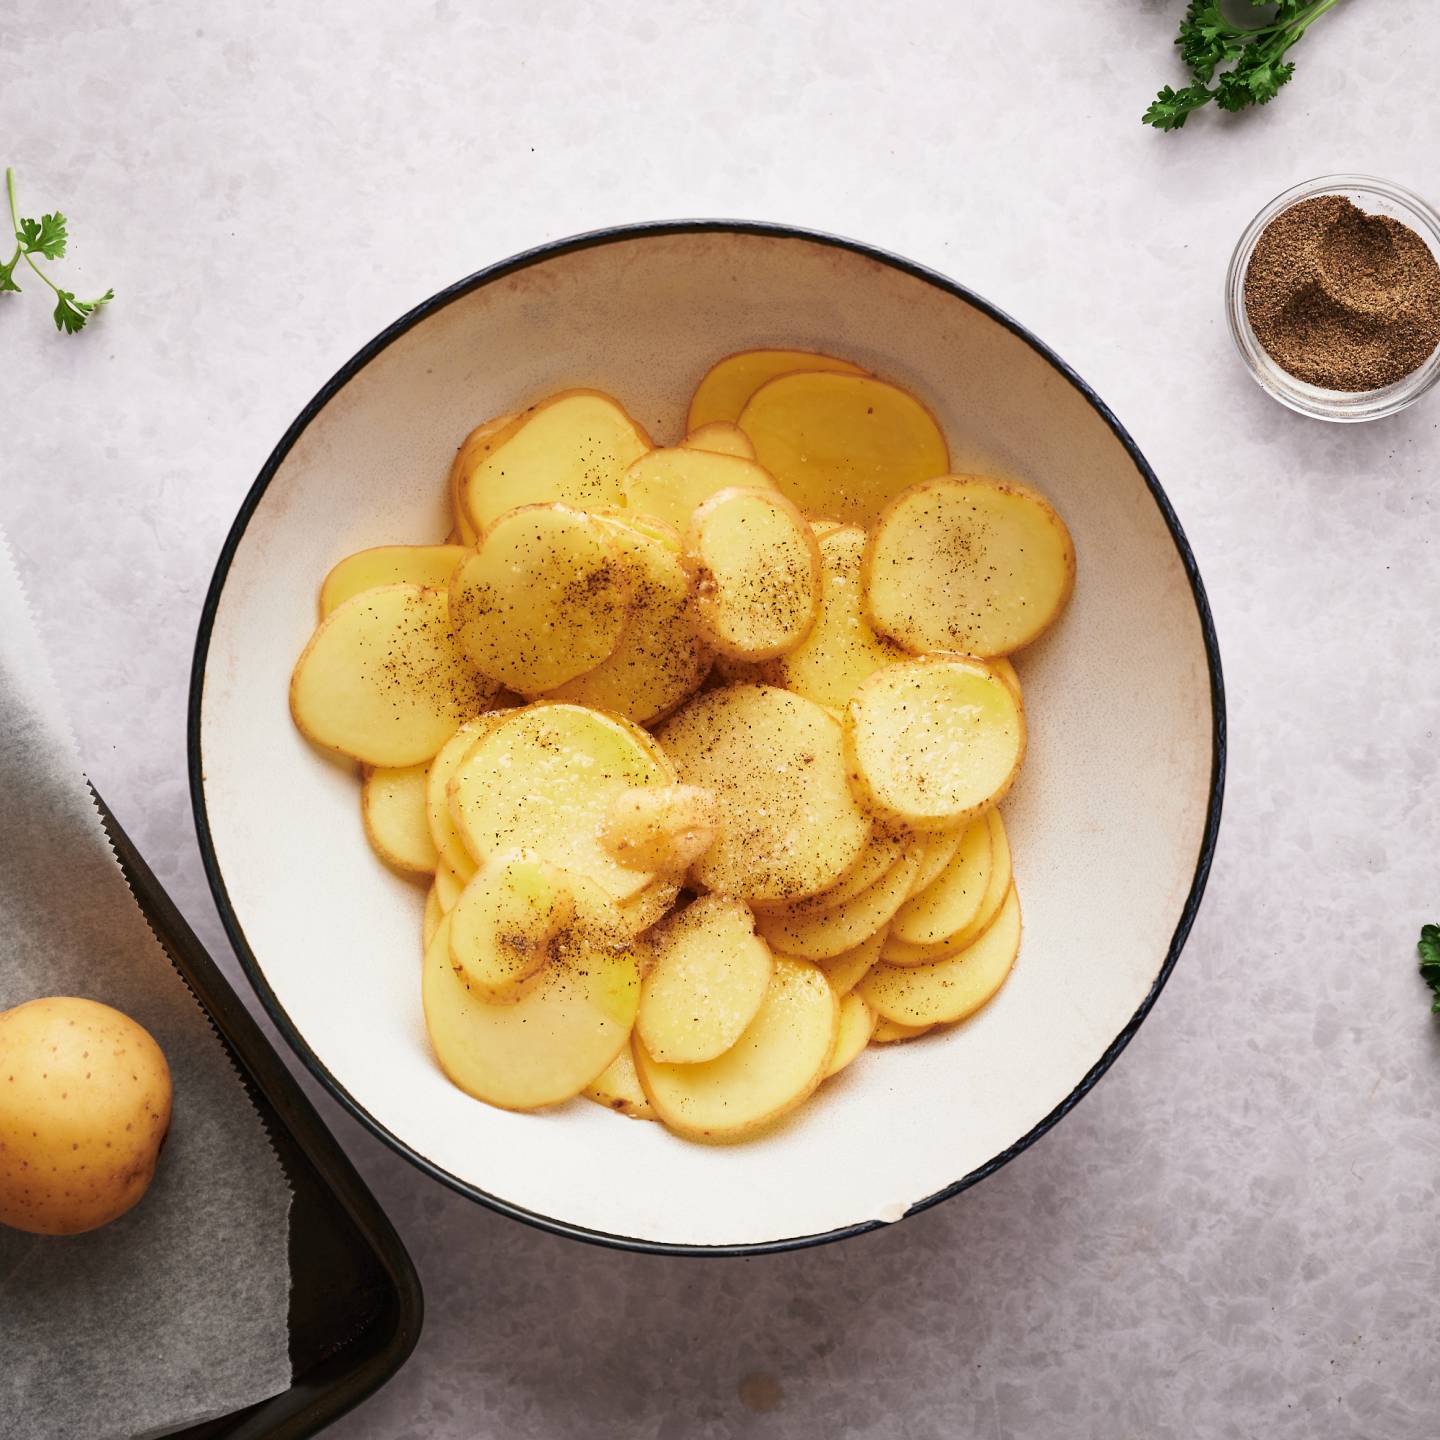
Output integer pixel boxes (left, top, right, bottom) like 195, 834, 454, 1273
1143, 83, 1215, 131
17, 210, 68, 259
1419, 925, 1440, 1015
3, 169, 112, 333
51, 287, 112, 335
1144, 0, 1342, 131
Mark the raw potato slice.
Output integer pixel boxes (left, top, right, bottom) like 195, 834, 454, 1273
290, 584, 498, 767
861, 885, 1021, 1026
600, 784, 719, 875
655, 685, 870, 903
449, 703, 675, 904
458, 390, 651, 533
320, 545, 470, 618
422, 884, 443, 948
770, 525, 907, 708
756, 848, 922, 960
908, 826, 965, 899
636, 896, 774, 1064
685, 488, 821, 660
815, 927, 888, 997
362, 764, 438, 874
634, 957, 838, 1142
439, 837, 478, 885
449, 504, 633, 694
687, 348, 868, 430
449, 855, 575, 1003
738, 371, 948, 527
807, 516, 845, 540
760, 824, 906, 915
825, 992, 876, 1079
623, 447, 780, 535
681, 422, 756, 460
422, 888, 642, 1112
864, 476, 1075, 656
584, 1045, 655, 1120
433, 857, 465, 913
545, 517, 711, 724
425, 712, 514, 856
617, 879, 680, 937
593, 507, 683, 552
844, 657, 1025, 828
448, 411, 519, 543
991, 657, 1021, 704
871, 1016, 934, 1044
948, 808, 1012, 951
891, 817, 992, 947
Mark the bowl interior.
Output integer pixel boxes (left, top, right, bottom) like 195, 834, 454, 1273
195, 227, 1220, 1251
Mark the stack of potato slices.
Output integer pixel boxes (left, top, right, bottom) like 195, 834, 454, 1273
289, 350, 1075, 1142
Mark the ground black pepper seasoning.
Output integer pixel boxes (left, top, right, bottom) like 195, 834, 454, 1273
1243, 194, 1440, 391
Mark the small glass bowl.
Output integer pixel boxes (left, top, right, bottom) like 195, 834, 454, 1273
1225, 174, 1440, 422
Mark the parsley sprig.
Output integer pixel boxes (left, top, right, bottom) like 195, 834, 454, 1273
1, 167, 113, 333
1143, 0, 1343, 131
1419, 926, 1440, 1016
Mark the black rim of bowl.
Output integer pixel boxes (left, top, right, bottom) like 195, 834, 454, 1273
188, 219, 1227, 1258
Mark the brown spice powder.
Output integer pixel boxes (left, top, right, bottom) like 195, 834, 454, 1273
1243, 194, 1440, 392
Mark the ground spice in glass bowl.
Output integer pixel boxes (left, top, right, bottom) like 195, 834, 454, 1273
1226, 175, 1440, 422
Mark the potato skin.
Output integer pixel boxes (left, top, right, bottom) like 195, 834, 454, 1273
0, 997, 172, 1236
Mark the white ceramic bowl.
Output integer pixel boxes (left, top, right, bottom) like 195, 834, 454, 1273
190, 223, 1225, 1254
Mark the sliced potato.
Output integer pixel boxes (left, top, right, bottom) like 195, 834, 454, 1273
756, 847, 921, 960
871, 1016, 934, 1044
687, 348, 868, 430
758, 824, 906, 914
824, 992, 876, 1079
433, 856, 465, 912
844, 656, 1025, 828
439, 836, 478, 884
584, 1045, 655, 1120
457, 390, 650, 534
449, 854, 574, 1003
681, 422, 756, 461
544, 516, 711, 724
884, 813, 1009, 961
637, 896, 773, 1064
685, 488, 821, 660
290, 584, 498, 766
449, 702, 675, 904
807, 516, 845, 540
449, 504, 634, 694
425, 712, 514, 857
991, 656, 1021, 704
655, 685, 870, 902
770, 525, 906, 707
422, 887, 642, 1111
320, 544, 470, 618
890, 816, 991, 947
600, 784, 719, 875
617, 878, 680, 937
422, 884, 443, 948
815, 927, 888, 997
861, 885, 1021, 1026
448, 411, 518, 543
634, 957, 837, 1141
864, 475, 1075, 656
947, 808, 1012, 951
907, 826, 965, 900
623, 448, 778, 533
362, 763, 438, 875
737, 371, 948, 527
592, 507, 682, 552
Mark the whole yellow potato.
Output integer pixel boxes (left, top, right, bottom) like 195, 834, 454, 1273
0, 997, 173, 1236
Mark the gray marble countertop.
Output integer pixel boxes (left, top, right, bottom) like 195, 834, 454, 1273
5, 2, 1440, 1436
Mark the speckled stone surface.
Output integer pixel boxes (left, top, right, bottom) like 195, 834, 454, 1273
4, 2, 1440, 1435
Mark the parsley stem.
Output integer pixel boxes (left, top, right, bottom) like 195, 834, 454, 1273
5, 167, 63, 297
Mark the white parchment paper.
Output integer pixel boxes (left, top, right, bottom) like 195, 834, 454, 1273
0, 535, 293, 1438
